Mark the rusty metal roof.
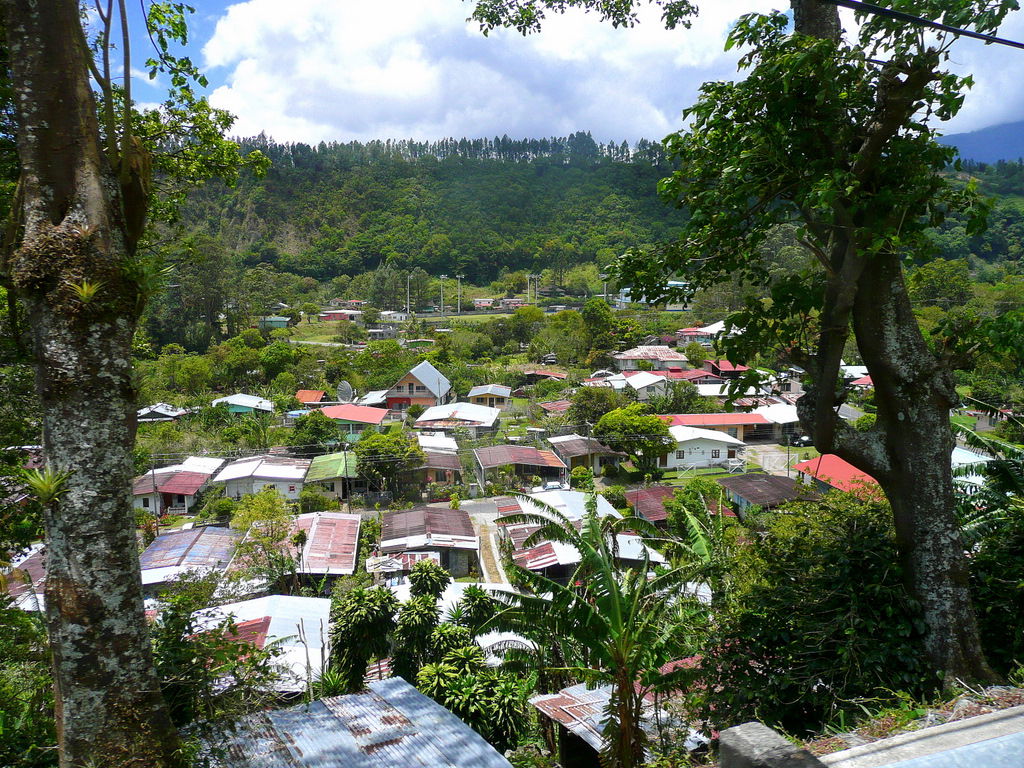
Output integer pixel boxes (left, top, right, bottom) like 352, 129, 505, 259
379, 506, 477, 553
200, 677, 513, 767
624, 486, 677, 523
474, 445, 566, 470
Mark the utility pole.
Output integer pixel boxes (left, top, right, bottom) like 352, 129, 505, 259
456, 274, 464, 315
600, 273, 609, 304
528, 273, 541, 305
406, 272, 412, 315
439, 274, 447, 318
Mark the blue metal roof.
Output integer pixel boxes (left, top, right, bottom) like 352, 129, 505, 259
201, 677, 512, 768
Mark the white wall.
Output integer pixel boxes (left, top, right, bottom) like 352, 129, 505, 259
666, 437, 742, 470
220, 478, 304, 501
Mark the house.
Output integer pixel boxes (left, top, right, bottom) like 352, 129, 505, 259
662, 367, 725, 385
212, 455, 311, 500
319, 308, 363, 322
304, 452, 360, 500
138, 525, 243, 590
582, 370, 668, 401
625, 485, 736, 527
703, 359, 750, 379
467, 384, 512, 410
386, 360, 452, 411
417, 432, 464, 485
256, 315, 290, 330
523, 368, 568, 383
663, 425, 746, 470
475, 445, 567, 487
473, 297, 495, 309
751, 402, 803, 442
415, 402, 500, 437
295, 389, 328, 406
197, 677, 513, 768
3, 545, 47, 611
403, 338, 435, 349
367, 327, 398, 340
850, 374, 874, 389
132, 456, 225, 516
319, 403, 390, 438
379, 310, 409, 325
794, 454, 880, 495
379, 505, 479, 577
611, 345, 689, 371
500, 297, 527, 309
211, 393, 273, 415
664, 412, 773, 442
137, 402, 188, 422
532, 676, 707, 768
548, 434, 625, 474
496, 490, 665, 582
192, 595, 332, 693
951, 447, 994, 493
676, 326, 719, 346
716, 473, 812, 516
288, 511, 362, 576
614, 280, 689, 311
538, 399, 573, 415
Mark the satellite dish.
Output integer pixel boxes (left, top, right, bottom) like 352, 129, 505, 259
336, 380, 354, 402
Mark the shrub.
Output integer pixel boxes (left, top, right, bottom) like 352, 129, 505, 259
694, 493, 935, 735
970, 501, 1024, 675
601, 484, 627, 509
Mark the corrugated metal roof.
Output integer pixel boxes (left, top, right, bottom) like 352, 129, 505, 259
139, 526, 242, 571
475, 445, 566, 470
201, 677, 513, 768
716, 474, 811, 508
613, 346, 688, 362
538, 399, 572, 413
467, 384, 512, 398
295, 390, 327, 403
408, 360, 452, 399
306, 452, 358, 482
665, 413, 770, 427
422, 450, 463, 471
320, 404, 389, 424
379, 507, 476, 553
300, 511, 361, 575
624, 486, 677, 523
548, 434, 624, 459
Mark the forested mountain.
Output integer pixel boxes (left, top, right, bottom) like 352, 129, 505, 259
180, 133, 685, 284
941, 120, 1024, 164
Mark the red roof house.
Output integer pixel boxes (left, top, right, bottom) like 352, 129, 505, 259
793, 454, 880, 495
295, 389, 328, 405
319, 403, 389, 428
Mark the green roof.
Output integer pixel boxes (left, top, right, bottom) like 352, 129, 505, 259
306, 452, 358, 481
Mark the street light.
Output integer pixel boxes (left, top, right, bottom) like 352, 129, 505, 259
439, 274, 447, 317
599, 273, 609, 304
456, 274, 465, 315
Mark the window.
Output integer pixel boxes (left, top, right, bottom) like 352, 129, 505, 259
676, 450, 686, 460
142, 497, 149, 508
416, 385, 426, 392
323, 482, 335, 492
288, 485, 296, 493
711, 449, 721, 458
727, 428, 739, 438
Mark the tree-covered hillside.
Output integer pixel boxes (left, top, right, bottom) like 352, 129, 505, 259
180, 133, 684, 283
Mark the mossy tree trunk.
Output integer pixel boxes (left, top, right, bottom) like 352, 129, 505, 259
2, 1, 183, 765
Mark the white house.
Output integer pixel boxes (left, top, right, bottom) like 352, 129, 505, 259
665, 425, 746, 470
137, 403, 189, 422
582, 371, 668, 401
212, 455, 311, 500
211, 393, 274, 414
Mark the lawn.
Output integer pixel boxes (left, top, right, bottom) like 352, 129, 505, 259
287, 320, 343, 343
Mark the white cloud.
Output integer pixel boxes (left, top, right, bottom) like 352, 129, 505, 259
201, 0, 1024, 143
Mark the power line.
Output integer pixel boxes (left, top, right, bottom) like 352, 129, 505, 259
824, 0, 1024, 51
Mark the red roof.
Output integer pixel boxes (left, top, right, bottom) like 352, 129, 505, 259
295, 389, 327, 404
320, 404, 389, 425
132, 470, 209, 497
525, 369, 568, 379
708, 359, 749, 373
475, 445, 567, 470
664, 413, 770, 427
850, 375, 873, 387
624, 486, 676, 523
539, 400, 572, 413
230, 616, 272, 649
793, 454, 878, 493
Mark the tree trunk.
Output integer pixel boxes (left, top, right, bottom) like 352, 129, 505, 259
2, 1, 184, 765
848, 255, 996, 683
791, 0, 842, 41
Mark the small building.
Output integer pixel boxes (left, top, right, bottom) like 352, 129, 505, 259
676, 326, 719, 346
582, 371, 668, 401
662, 367, 724, 385
379, 310, 409, 324
417, 432, 464, 485
496, 491, 665, 583
625, 485, 735, 528
212, 455, 311, 500
197, 677, 513, 768
304, 452, 360, 500
386, 360, 453, 411
319, 403, 390, 439
3, 545, 47, 611
664, 413, 773, 443
500, 297, 527, 309
611, 345, 689, 371
716, 473, 812, 516
131, 456, 224, 516
192, 595, 332, 693
139, 525, 243, 591
367, 327, 398, 340
523, 368, 568, 383
664, 425, 746, 470
793, 454, 879, 495
703, 359, 749, 379
415, 402, 501, 437
295, 389, 328, 406
137, 402, 189, 422
467, 384, 512, 410
538, 399, 572, 415
751, 402, 802, 443
850, 374, 874, 390
379, 506, 479, 577
475, 445, 567, 487
256, 315, 291, 330
473, 297, 496, 309
288, 511, 362, 577
548, 434, 625, 474
211, 393, 274, 415
319, 308, 363, 322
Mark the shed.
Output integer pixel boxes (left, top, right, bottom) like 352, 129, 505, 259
199, 677, 513, 768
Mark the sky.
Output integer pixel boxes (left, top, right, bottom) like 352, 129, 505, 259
127, 0, 1024, 145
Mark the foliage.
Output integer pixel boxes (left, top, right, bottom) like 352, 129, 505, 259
290, 410, 339, 452
329, 586, 400, 693
694, 493, 935, 735
298, 486, 341, 516
151, 572, 282, 730
567, 385, 629, 426
408, 558, 452, 599
391, 594, 442, 681
0, 601, 55, 768
488, 493, 701, 768
229, 488, 296, 591
353, 429, 426, 496
593, 403, 673, 475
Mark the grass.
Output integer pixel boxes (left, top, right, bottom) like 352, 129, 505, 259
286, 321, 345, 343
951, 414, 977, 430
